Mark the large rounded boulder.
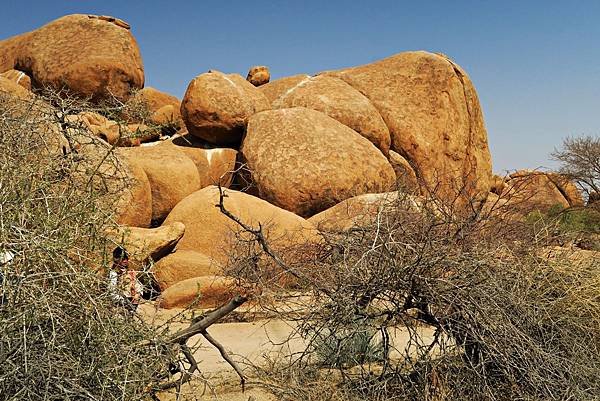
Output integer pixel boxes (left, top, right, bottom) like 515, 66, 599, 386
181, 71, 269, 145
271, 75, 391, 155
163, 186, 321, 265
323, 51, 492, 201
122, 145, 201, 223
241, 107, 396, 217
0, 14, 144, 102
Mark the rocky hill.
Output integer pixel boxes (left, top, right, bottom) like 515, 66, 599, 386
0, 14, 584, 309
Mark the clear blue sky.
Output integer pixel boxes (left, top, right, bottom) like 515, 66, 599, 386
2, 1, 599, 173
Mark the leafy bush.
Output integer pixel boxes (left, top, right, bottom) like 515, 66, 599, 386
525, 203, 600, 250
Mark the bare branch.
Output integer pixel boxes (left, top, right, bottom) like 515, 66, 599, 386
201, 329, 246, 390
168, 294, 248, 345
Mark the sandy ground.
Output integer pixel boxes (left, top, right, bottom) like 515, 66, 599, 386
138, 303, 436, 400
138, 303, 306, 372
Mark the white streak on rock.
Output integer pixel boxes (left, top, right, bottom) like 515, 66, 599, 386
205, 148, 223, 165
273, 76, 312, 108
16, 72, 26, 85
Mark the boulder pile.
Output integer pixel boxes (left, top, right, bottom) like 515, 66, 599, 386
5, 14, 584, 309
322, 52, 493, 202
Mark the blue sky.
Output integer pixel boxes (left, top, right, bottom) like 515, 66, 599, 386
2, 1, 599, 173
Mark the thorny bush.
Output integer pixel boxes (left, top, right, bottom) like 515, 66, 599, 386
0, 90, 184, 401
222, 185, 600, 401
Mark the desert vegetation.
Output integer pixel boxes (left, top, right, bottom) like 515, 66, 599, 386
1, 85, 599, 401
0, 91, 247, 400
0, 89, 166, 399
219, 181, 600, 401
552, 135, 600, 203
1, 13, 599, 401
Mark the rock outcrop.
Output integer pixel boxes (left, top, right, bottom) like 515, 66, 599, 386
181, 71, 269, 145
0, 14, 144, 102
242, 107, 396, 217
499, 170, 582, 212
163, 186, 321, 265
270, 75, 391, 155
323, 51, 492, 201
247, 65, 270, 86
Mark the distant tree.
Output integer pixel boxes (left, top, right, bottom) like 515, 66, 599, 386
552, 135, 600, 202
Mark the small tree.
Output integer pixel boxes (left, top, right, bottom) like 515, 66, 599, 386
552, 135, 600, 202
216, 182, 600, 401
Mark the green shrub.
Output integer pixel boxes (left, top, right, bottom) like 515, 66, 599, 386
310, 325, 385, 368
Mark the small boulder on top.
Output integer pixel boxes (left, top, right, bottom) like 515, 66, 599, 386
246, 65, 270, 86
